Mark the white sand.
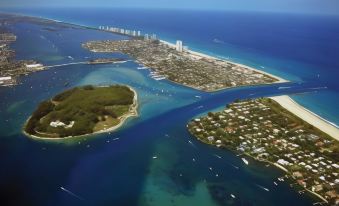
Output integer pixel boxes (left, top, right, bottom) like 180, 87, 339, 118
270, 95, 339, 140
160, 40, 288, 83
24, 86, 138, 140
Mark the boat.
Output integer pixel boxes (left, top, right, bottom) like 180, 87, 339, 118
153, 76, 166, 81
232, 164, 239, 170
137, 66, 148, 70
214, 154, 222, 159
278, 86, 291, 90
274, 182, 278, 186
256, 184, 270, 192
152, 156, 158, 159
60, 186, 84, 200
241, 158, 249, 165
188, 140, 197, 149
230, 194, 236, 198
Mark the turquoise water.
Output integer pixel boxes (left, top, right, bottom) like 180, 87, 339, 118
0, 12, 335, 206
4, 8, 338, 125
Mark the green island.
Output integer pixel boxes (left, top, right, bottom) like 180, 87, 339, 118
24, 85, 137, 138
188, 98, 339, 205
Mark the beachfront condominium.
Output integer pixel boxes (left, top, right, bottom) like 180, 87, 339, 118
176, 40, 183, 52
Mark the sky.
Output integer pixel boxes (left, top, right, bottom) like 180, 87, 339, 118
1, 0, 339, 15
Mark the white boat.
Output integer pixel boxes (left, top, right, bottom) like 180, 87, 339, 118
152, 156, 158, 159
278, 86, 291, 90
230, 194, 236, 198
137, 66, 148, 70
232, 164, 239, 170
278, 177, 284, 182
242, 158, 249, 165
154, 77, 166, 81
274, 181, 278, 186
60, 186, 84, 200
214, 154, 222, 159
256, 184, 270, 192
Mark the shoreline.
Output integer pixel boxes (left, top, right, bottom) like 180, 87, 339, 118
159, 40, 288, 84
270, 95, 339, 140
188, 131, 329, 204
8, 12, 338, 140
23, 85, 138, 140
2, 11, 288, 87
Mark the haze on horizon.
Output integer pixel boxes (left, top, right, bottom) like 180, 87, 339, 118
1, 0, 339, 16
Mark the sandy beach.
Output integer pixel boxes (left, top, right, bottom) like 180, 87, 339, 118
270, 95, 339, 140
160, 40, 288, 83
24, 86, 138, 140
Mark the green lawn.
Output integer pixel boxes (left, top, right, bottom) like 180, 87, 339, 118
25, 85, 135, 138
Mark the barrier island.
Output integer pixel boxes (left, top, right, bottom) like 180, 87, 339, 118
188, 97, 339, 204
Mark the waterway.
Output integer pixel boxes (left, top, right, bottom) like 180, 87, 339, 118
0, 12, 332, 206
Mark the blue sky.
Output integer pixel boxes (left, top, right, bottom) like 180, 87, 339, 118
1, 0, 339, 15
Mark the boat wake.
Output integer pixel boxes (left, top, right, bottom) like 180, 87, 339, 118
60, 186, 84, 200
278, 86, 291, 90
214, 154, 222, 159
255, 184, 270, 192
213, 38, 225, 44
188, 140, 197, 149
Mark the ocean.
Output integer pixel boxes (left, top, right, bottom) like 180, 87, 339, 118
2, 8, 339, 125
0, 8, 338, 206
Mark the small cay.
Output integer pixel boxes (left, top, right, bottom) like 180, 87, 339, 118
24, 85, 137, 139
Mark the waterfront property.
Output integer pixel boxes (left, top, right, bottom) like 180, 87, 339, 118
188, 98, 339, 204
0, 18, 45, 86
83, 39, 281, 92
24, 85, 137, 138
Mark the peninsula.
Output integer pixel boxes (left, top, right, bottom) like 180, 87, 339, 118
0, 30, 44, 86
83, 39, 285, 92
24, 85, 138, 139
188, 97, 339, 204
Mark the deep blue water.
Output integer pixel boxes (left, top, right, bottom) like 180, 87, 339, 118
0, 8, 337, 206
2, 8, 339, 125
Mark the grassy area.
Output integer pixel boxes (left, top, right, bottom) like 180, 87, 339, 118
25, 85, 135, 138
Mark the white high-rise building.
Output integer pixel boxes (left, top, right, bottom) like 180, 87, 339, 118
151, 34, 157, 40
137, 31, 141, 36
176, 40, 183, 52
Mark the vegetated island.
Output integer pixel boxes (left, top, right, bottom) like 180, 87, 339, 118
24, 85, 137, 139
83, 39, 286, 92
188, 97, 339, 205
